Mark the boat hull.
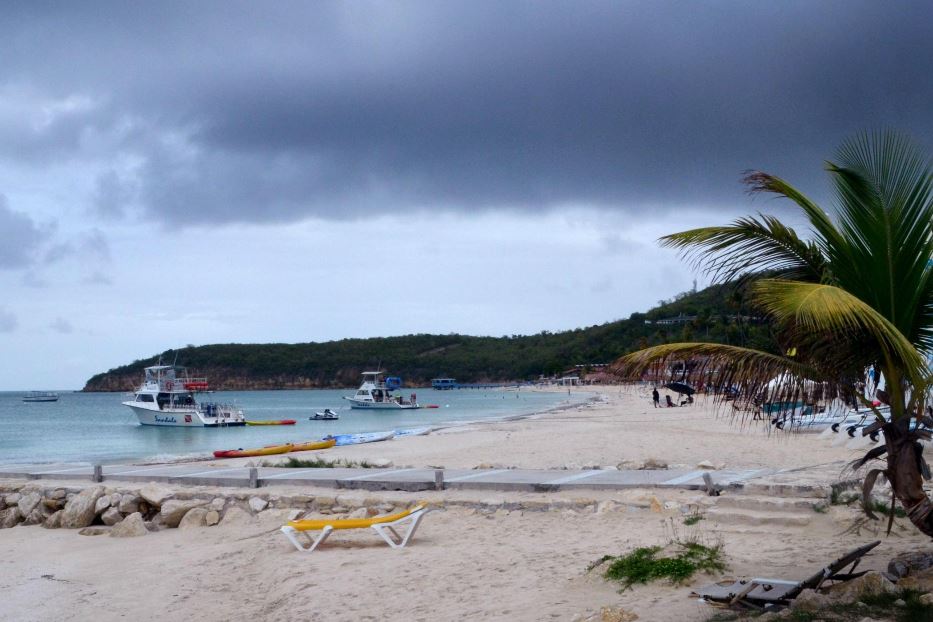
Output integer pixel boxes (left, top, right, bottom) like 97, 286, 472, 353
343, 397, 421, 410
124, 403, 246, 427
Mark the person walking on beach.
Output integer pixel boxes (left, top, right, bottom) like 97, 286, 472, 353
652, 387, 660, 408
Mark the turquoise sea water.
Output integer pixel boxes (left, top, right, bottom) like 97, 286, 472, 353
0, 388, 588, 465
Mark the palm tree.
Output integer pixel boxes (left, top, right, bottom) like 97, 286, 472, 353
611, 132, 933, 537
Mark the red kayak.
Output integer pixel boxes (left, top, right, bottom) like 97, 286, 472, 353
425, 404, 440, 409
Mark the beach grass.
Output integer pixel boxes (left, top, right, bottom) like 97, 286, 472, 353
263, 456, 376, 469
599, 539, 726, 590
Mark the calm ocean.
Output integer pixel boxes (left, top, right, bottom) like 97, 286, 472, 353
0, 388, 588, 465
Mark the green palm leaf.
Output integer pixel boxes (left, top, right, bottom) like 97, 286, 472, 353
660, 214, 827, 283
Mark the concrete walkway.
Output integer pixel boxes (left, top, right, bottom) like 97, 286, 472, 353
0, 462, 774, 493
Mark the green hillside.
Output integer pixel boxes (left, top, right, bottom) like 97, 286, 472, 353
83, 282, 775, 391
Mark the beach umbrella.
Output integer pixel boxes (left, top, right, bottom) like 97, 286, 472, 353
664, 382, 695, 395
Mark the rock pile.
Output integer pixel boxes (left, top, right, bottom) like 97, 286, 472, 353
0, 480, 716, 537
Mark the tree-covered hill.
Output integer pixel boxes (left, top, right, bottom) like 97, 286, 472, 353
83, 282, 775, 391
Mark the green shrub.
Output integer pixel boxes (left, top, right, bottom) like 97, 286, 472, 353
602, 541, 726, 590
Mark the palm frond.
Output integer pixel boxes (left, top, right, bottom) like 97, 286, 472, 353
610, 342, 827, 409
752, 280, 929, 403
742, 170, 848, 261
825, 131, 933, 345
659, 214, 827, 283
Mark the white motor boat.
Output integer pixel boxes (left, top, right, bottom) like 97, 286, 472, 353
343, 371, 420, 410
123, 365, 246, 427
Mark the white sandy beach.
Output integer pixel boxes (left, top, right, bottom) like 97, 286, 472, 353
1, 386, 929, 622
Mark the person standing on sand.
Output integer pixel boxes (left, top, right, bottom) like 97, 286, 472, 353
652, 387, 660, 408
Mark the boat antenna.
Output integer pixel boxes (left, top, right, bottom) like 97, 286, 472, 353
172, 350, 179, 367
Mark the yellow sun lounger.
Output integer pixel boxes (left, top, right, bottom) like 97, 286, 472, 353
280, 503, 432, 553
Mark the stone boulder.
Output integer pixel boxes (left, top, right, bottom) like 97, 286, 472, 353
17, 492, 42, 516
48, 489, 66, 500
889, 551, 933, 579
248, 497, 268, 513
78, 526, 110, 536
159, 499, 209, 528
101, 507, 123, 526
641, 458, 668, 470
178, 507, 208, 529
140, 485, 173, 508
42, 498, 64, 512
220, 506, 255, 527
0, 506, 23, 529
23, 506, 52, 526
791, 589, 831, 612
118, 494, 140, 514
110, 512, 148, 537
827, 571, 898, 603
4, 492, 22, 506
205, 510, 220, 526
60, 486, 106, 528
43, 510, 63, 529
94, 496, 111, 514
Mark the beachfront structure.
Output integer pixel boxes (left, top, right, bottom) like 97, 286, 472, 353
431, 378, 459, 390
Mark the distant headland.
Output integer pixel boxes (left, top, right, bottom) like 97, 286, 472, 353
82, 282, 773, 392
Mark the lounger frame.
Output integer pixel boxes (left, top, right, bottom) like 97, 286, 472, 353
280, 506, 432, 553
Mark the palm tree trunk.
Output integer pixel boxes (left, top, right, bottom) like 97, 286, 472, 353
884, 421, 933, 537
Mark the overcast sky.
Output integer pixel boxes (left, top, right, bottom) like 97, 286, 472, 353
1, 1, 931, 389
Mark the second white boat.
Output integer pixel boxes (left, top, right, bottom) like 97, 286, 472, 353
343, 371, 421, 410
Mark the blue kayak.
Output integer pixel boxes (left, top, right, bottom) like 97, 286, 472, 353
327, 431, 396, 446
394, 427, 433, 437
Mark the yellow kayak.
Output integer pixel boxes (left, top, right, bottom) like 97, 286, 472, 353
290, 438, 337, 452
213, 443, 293, 458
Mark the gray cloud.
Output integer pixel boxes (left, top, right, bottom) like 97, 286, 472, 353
1, 2, 931, 225
0, 195, 50, 268
43, 229, 111, 265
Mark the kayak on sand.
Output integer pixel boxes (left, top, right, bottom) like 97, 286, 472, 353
213, 438, 336, 458
213, 443, 293, 458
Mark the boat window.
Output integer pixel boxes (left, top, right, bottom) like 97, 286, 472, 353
357, 390, 367, 396
137, 394, 155, 403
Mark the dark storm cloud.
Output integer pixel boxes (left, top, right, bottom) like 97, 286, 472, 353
1, 1, 931, 224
